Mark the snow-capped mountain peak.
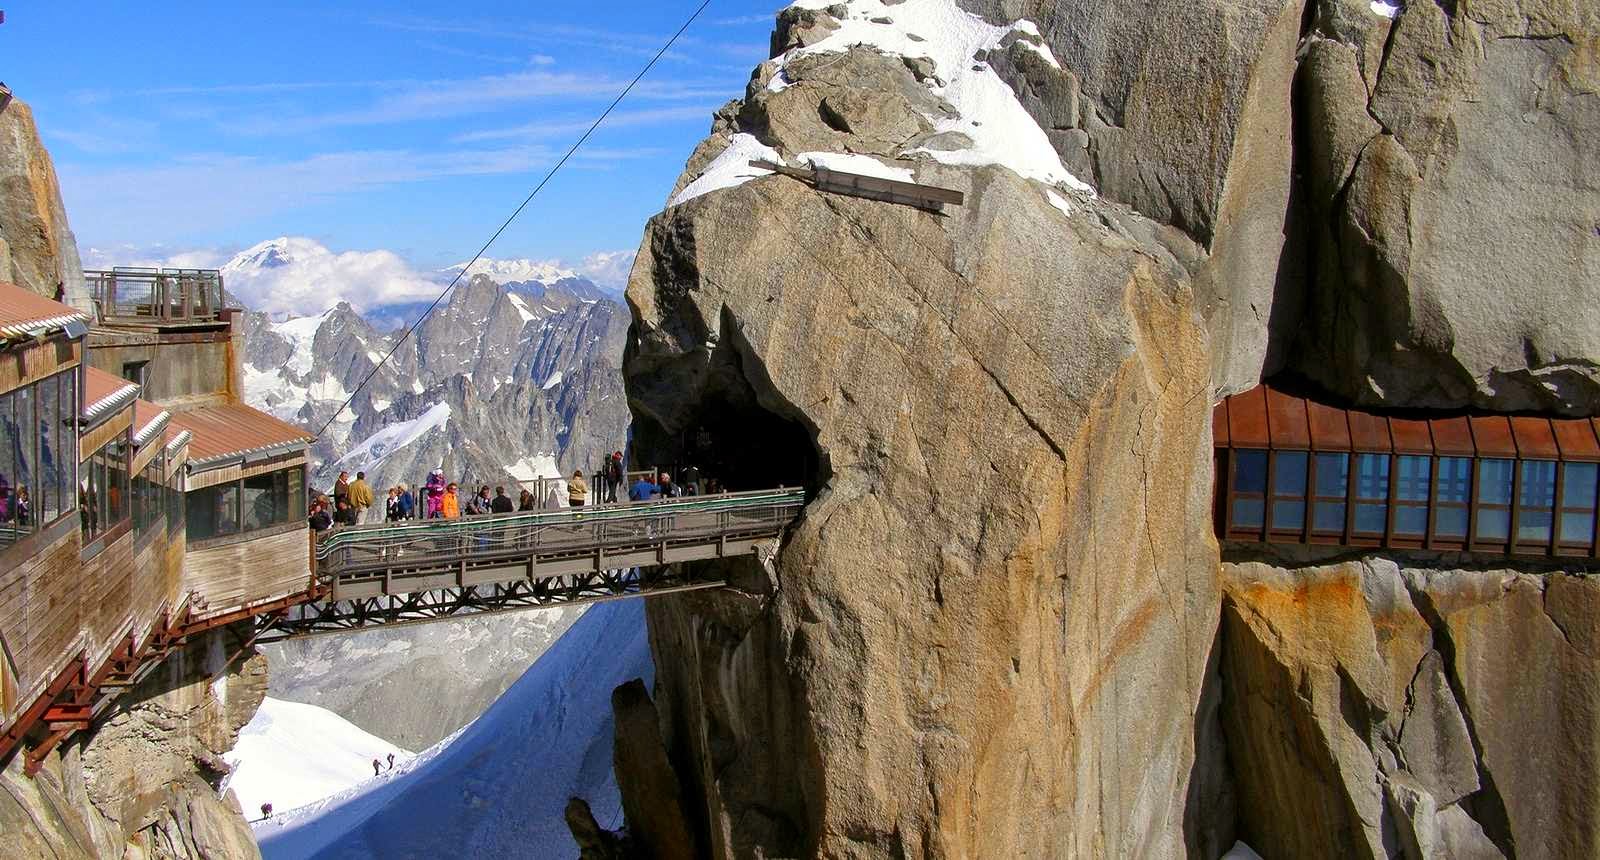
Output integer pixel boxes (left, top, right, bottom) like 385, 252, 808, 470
443, 257, 578, 285
223, 236, 324, 274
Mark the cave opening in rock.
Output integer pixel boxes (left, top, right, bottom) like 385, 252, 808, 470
628, 325, 824, 496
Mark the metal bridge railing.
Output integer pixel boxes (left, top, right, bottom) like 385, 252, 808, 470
314, 488, 806, 577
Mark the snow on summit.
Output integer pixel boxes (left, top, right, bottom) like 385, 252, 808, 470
670, 0, 1093, 209
444, 257, 578, 285
781, 0, 1093, 193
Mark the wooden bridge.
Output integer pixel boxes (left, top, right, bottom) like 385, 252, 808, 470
254, 488, 807, 640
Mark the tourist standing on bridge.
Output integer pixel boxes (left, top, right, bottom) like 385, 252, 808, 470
333, 471, 351, 509
491, 486, 514, 513
334, 499, 358, 527
658, 472, 679, 498
349, 472, 374, 521
568, 470, 589, 508
605, 452, 624, 503
517, 488, 535, 511
441, 483, 461, 519
629, 473, 658, 502
683, 464, 702, 496
424, 469, 446, 518
396, 483, 414, 520
308, 500, 332, 532
466, 485, 492, 515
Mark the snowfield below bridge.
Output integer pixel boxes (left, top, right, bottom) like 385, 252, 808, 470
249, 600, 651, 858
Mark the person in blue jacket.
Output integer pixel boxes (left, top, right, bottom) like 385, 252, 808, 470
396, 483, 415, 519
628, 473, 659, 502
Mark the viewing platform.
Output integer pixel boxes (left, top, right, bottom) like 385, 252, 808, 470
84, 267, 227, 328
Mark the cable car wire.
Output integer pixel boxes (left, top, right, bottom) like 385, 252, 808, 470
316, 0, 716, 438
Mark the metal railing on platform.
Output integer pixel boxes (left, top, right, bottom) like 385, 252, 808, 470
84, 268, 225, 324
314, 487, 806, 576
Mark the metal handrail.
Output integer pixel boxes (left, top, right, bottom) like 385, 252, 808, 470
84, 268, 225, 323
315, 487, 805, 562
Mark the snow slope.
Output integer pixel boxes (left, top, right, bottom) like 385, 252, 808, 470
225, 697, 413, 820
255, 600, 653, 859
335, 403, 452, 470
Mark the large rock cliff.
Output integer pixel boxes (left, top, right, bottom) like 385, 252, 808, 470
1218, 557, 1597, 859
0, 95, 90, 310
599, 0, 1600, 857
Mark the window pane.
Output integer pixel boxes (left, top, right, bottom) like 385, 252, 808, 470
1313, 501, 1346, 532
1314, 453, 1348, 498
288, 467, 305, 521
1477, 459, 1513, 506
1231, 498, 1264, 529
106, 441, 127, 525
1561, 463, 1598, 509
1355, 454, 1390, 500
1355, 502, 1388, 534
188, 483, 240, 541
80, 458, 96, 537
1476, 508, 1510, 542
1395, 505, 1428, 536
1233, 450, 1267, 494
242, 474, 271, 531
59, 372, 75, 520
13, 386, 34, 531
0, 393, 13, 546
1559, 511, 1595, 545
38, 375, 59, 524
1518, 510, 1553, 543
1519, 460, 1557, 508
1396, 456, 1432, 502
1435, 506, 1468, 538
1271, 500, 1305, 530
1272, 452, 1308, 496
1437, 457, 1472, 504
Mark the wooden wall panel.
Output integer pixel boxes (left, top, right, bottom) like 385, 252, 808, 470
1, 526, 82, 721
82, 411, 132, 459
183, 525, 310, 616
82, 531, 134, 670
187, 453, 307, 491
0, 336, 79, 394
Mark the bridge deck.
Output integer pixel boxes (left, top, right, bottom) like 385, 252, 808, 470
263, 488, 807, 639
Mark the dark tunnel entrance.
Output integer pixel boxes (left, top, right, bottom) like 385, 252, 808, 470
627, 328, 823, 496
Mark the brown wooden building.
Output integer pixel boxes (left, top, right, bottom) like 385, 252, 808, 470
1, 274, 315, 772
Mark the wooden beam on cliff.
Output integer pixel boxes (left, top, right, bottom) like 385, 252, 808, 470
749, 160, 964, 213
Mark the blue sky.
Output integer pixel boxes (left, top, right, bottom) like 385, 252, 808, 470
0, 1, 779, 277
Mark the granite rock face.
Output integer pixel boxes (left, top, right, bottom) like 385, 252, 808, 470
0, 94, 89, 311
1292, 0, 1600, 413
622, 47, 1219, 849
0, 628, 265, 859
1220, 559, 1598, 859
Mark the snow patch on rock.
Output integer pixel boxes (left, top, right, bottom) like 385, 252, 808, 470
670, 134, 785, 206
225, 697, 413, 821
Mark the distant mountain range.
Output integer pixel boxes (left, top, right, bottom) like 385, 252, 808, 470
231, 237, 631, 513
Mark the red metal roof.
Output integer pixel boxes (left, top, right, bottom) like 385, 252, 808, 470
1216, 385, 1597, 461
0, 280, 89, 341
168, 402, 314, 465
83, 366, 139, 423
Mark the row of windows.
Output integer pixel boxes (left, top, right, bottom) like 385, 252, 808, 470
187, 465, 306, 543
0, 370, 79, 548
1222, 449, 1600, 554
81, 440, 130, 542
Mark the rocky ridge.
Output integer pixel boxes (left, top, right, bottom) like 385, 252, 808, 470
236, 263, 631, 503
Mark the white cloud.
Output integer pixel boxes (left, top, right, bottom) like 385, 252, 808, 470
58, 144, 659, 241
577, 250, 636, 291
221, 237, 441, 317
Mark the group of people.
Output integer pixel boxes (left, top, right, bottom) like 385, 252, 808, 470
306, 457, 724, 534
